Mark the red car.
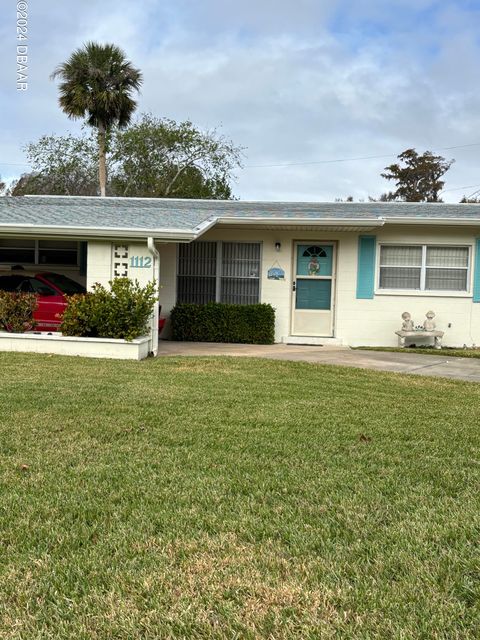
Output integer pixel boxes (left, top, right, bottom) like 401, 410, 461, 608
0, 271, 86, 332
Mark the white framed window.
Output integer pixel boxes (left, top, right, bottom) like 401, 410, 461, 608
177, 241, 261, 305
379, 244, 470, 292
0, 238, 36, 264
38, 240, 79, 266
0, 239, 79, 267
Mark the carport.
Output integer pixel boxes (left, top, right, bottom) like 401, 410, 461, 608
0, 195, 196, 355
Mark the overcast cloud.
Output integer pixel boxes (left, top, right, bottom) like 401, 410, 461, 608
2, 0, 480, 201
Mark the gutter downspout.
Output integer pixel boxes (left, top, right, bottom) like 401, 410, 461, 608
147, 237, 160, 356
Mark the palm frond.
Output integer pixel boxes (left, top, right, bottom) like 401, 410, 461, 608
51, 42, 143, 129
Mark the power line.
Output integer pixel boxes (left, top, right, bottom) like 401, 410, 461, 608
466, 188, 480, 200
0, 162, 31, 167
243, 142, 480, 169
1, 140, 480, 173
440, 183, 480, 194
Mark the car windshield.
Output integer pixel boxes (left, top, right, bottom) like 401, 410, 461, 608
0, 275, 25, 291
26, 279, 57, 296
42, 273, 86, 295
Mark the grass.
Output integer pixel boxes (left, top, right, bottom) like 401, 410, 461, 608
355, 346, 480, 359
1, 353, 480, 639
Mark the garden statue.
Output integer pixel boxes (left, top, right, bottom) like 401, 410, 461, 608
395, 309, 443, 349
401, 311, 414, 332
423, 310, 436, 331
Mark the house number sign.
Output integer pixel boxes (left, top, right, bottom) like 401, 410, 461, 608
130, 256, 152, 268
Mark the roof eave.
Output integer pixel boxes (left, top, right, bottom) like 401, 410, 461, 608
212, 217, 386, 227
0, 224, 196, 242
383, 217, 480, 226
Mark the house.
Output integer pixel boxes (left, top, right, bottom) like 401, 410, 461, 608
1, 195, 480, 349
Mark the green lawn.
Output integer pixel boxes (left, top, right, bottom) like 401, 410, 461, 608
1, 353, 480, 639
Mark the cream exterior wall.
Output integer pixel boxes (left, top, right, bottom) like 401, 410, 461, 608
338, 225, 480, 348
157, 243, 177, 331
86, 239, 177, 324
86, 241, 113, 289
87, 241, 160, 287
86, 226, 480, 348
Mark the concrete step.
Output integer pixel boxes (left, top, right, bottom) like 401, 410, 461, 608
282, 336, 345, 346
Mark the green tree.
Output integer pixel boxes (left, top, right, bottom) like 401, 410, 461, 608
110, 115, 242, 198
51, 42, 142, 197
380, 148, 454, 202
10, 132, 99, 196
11, 116, 242, 199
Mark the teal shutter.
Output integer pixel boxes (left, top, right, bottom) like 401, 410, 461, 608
473, 239, 480, 303
79, 242, 88, 277
356, 236, 376, 299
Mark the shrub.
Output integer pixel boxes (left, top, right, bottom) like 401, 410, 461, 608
171, 302, 275, 344
0, 291, 37, 333
59, 293, 97, 338
60, 278, 157, 341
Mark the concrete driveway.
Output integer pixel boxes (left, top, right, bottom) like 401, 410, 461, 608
157, 341, 480, 382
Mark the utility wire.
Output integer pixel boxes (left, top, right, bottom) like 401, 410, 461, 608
2, 140, 480, 173
0, 161, 31, 167
243, 142, 480, 169
440, 183, 480, 194
466, 188, 480, 200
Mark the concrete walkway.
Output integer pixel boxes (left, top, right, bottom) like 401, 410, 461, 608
157, 341, 480, 382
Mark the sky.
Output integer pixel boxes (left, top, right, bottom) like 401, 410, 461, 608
2, 0, 480, 202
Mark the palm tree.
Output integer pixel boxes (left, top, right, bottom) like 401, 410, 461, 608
51, 42, 142, 197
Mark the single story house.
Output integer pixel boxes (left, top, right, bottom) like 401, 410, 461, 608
1, 195, 480, 349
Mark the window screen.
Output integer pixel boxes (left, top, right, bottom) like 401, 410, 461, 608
220, 243, 260, 304
177, 242, 217, 304
379, 245, 422, 289
379, 245, 469, 292
379, 267, 421, 290
0, 239, 35, 264
425, 246, 468, 291
0, 239, 79, 266
177, 241, 261, 305
380, 245, 423, 266
38, 240, 78, 265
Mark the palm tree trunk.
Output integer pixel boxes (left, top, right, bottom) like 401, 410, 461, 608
98, 124, 107, 197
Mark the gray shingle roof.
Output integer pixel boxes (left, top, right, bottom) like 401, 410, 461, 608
0, 196, 209, 231
1, 196, 480, 237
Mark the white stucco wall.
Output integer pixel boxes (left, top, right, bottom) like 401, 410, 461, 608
86, 226, 480, 348
87, 241, 160, 289
157, 243, 177, 330
86, 241, 113, 289
335, 226, 480, 348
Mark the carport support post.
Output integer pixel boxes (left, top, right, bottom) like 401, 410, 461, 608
147, 237, 160, 356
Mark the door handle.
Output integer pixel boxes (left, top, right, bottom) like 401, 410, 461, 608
292, 281, 296, 292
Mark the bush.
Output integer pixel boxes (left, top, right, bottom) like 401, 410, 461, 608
0, 291, 37, 333
59, 293, 97, 338
60, 278, 157, 341
171, 302, 275, 344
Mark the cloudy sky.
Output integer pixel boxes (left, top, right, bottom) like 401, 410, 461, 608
2, 0, 480, 201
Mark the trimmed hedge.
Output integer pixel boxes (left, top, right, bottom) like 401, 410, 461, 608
171, 302, 275, 344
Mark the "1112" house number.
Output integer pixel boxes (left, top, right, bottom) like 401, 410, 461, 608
130, 256, 152, 268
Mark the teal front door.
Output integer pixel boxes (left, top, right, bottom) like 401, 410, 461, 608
291, 242, 335, 336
